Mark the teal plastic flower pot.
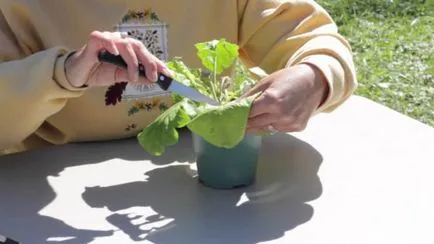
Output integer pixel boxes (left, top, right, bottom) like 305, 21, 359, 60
192, 133, 262, 189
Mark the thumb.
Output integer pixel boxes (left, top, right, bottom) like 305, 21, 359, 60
241, 78, 272, 98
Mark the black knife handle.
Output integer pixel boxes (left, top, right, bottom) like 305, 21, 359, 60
97, 51, 172, 90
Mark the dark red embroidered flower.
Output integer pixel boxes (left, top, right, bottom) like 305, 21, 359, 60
105, 82, 127, 106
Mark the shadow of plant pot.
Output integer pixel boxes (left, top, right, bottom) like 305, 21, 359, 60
192, 133, 263, 189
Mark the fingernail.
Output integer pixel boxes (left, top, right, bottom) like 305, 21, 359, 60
163, 67, 173, 76
134, 71, 139, 82
149, 73, 157, 82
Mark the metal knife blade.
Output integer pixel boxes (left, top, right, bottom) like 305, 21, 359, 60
164, 78, 219, 105
97, 51, 219, 105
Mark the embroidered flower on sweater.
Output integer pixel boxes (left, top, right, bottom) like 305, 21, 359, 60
105, 8, 169, 108
121, 9, 161, 24
128, 98, 168, 116
105, 82, 127, 106
105, 8, 171, 133
125, 123, 137, 131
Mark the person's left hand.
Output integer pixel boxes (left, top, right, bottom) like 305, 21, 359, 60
243, 63, 329, 134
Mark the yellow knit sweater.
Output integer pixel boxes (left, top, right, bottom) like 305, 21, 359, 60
0, 0, 357, 155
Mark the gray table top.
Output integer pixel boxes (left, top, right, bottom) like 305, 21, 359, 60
1, 96, 433, 244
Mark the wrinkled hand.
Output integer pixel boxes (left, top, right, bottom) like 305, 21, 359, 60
64, 31, 172, 88
244, 64, 328, 134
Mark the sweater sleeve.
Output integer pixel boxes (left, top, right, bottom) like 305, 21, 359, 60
0, 8, 86, 151
237, 0, 357, 112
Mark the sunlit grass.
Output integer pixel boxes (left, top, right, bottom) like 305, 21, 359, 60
317, 0, 433, 126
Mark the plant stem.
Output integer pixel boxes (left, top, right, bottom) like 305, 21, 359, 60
220, 77, 230, 102
212, 56, 220, 102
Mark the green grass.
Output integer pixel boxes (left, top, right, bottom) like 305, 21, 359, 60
316, 0, 434, 126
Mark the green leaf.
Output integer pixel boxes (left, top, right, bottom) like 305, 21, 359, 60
137, 39, 263, 156
231, 58, 257, 96
166, 57, 198, 86
195, 39, 239, 74
166, 57, 211, 98
187, 94, 257, 148
137, 101, 190, 156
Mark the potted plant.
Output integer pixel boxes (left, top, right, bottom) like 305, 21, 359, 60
137, 39, 267, 189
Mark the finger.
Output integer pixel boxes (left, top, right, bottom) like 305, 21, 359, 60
100, 32, 120, 55
249, 92, 279, 118
95, 61, 135, 84
118, 42, 139, 82
156, 60, 173, 77
249, 95, 268, 118
88, 31, 119, 56
247, 113, 279, 130
133, 43, 172, 77
86, 31, 105, 52
141, 55, 158, 82
242, 78, 272, 98
246, 127, 269, 134
272, 123, 304, 133
134, 45, 160, 83
273, 118, 308, 133
113, 65, 130, 83
102, 39, 120, 56
87, 62, 128, 85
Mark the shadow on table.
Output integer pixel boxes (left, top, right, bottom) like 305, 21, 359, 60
0, 130, 195, 244
82, 133, 323, 244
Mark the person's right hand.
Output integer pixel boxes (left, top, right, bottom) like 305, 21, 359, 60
64, 31, 172, 88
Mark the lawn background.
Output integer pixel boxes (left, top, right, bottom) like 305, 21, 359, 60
316, 0, 433, 126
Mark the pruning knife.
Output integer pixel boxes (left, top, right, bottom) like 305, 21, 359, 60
98, 51, 219, 106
